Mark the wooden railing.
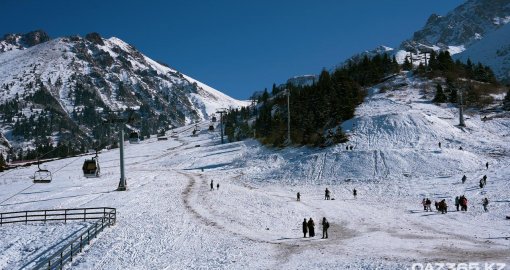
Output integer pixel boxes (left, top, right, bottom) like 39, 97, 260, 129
0, 207, 116, 226
0, 207, 116, 270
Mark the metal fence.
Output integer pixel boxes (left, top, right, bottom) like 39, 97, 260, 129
0, 207, 116, 270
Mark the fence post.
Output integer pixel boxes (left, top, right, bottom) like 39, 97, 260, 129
48, 259, 50, 270
87, 230, 90, 244
80, 235, 83, 252
44, 210, 47, 223
84, 208, 86, 221
70, 243, 73, 262
25, 211, 28, 224
1, 213, 2, 226
60, 251, 63, 269
64, 209, 67, 224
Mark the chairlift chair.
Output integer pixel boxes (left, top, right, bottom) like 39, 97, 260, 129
33, 163, 52, 183
82, 154, 100, 178
157, 129, 168, 141
129, 131, 140, 144
208, 123, 215, 131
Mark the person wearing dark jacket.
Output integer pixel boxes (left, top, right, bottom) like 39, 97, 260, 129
307, 218, 315, 237
461, 175, 467, 184
302, 218, 308, 238
455, 196, 460, 211
297, 192, 301, 201
210, 180, 214, 191
321, 217, 329, 239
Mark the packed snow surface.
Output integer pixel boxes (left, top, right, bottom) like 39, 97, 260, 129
1, 74, 509, 269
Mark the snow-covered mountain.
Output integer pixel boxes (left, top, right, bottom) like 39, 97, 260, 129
0, 31, 247, 152
400, 0, 510, 80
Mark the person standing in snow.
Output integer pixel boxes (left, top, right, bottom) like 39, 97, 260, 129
216, 183, 220, 190
438, 142, 442, 148
353, 188, 357, 198
307, 218, 315, 237
455, 196, 460, 211
461, 175, 467, 184
210, 180, 214, 191
425, 198, 432, 212
422, 198, 427, 211
321, 217, 329, 239
482, 198, 489, 212
297, 192, 301, 201
325, 188, 330, 200
460, 195, 468, 211
349, 145, 353, 151
486, 162, 489, 169
482, 175, 487, 186
302, 218, 308, 238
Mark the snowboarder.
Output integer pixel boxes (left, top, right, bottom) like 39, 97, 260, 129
438, 142, 442, 148
210, 180, 214, 191
321, 217, 329, 239
302, 218, 308, 238
307, 218, 315, 237
216, 183, 220, 190
297, 192, 301, 201
455, 196, 460, 211
353, 188, 357, 198
482, 198, 489, 212
461, 175, 467, 184
486, 162, 489, 169
325, 188, 330, 200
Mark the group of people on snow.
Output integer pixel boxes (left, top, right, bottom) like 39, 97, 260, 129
302, 217, 329, 239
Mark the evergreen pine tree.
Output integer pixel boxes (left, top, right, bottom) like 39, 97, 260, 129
0, 153, 6, 171
402, 57, 412, 71
433, 84, 447, 103
504, 88, 510, 110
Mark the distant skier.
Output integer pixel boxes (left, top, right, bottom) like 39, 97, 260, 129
325, 188, 331, 200
438, 142, 442, 148
482, 197, 489, 212
349, 145, 353, 151
307, 218, 315, 237
210, 180, 214, 191
461, 175, 467, 184
297, 192, 301, 201
486, 162, 489, 169
353, 188, 357, 198
479, 179, 484, 189
455, 196, 460, 211
434, 201, 439, 211
482, 175, 487, 186
422, 198, 427, 211
216, 183, 220, 190
459, 146, 463, 150
346, 146, 349, 150
321, 217, 329, 239
302, 218, 308, 238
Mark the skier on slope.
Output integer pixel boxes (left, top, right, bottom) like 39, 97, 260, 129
422, 198, 427, 211
216, 183, 220, 190
461, 175, 467, 184
486, 162, 489, 169
302, 218, 308, 238
455, 196, 460, 211
353, 188, 357, 198
297, 192, 301, 201
210, 180, 214, 191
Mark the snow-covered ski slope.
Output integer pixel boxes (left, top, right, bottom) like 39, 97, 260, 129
1, 74, 509, 269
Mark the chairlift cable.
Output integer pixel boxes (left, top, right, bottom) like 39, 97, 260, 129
0, 183, 35, 206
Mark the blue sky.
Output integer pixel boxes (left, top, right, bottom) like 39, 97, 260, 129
0, 0, 464, 99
